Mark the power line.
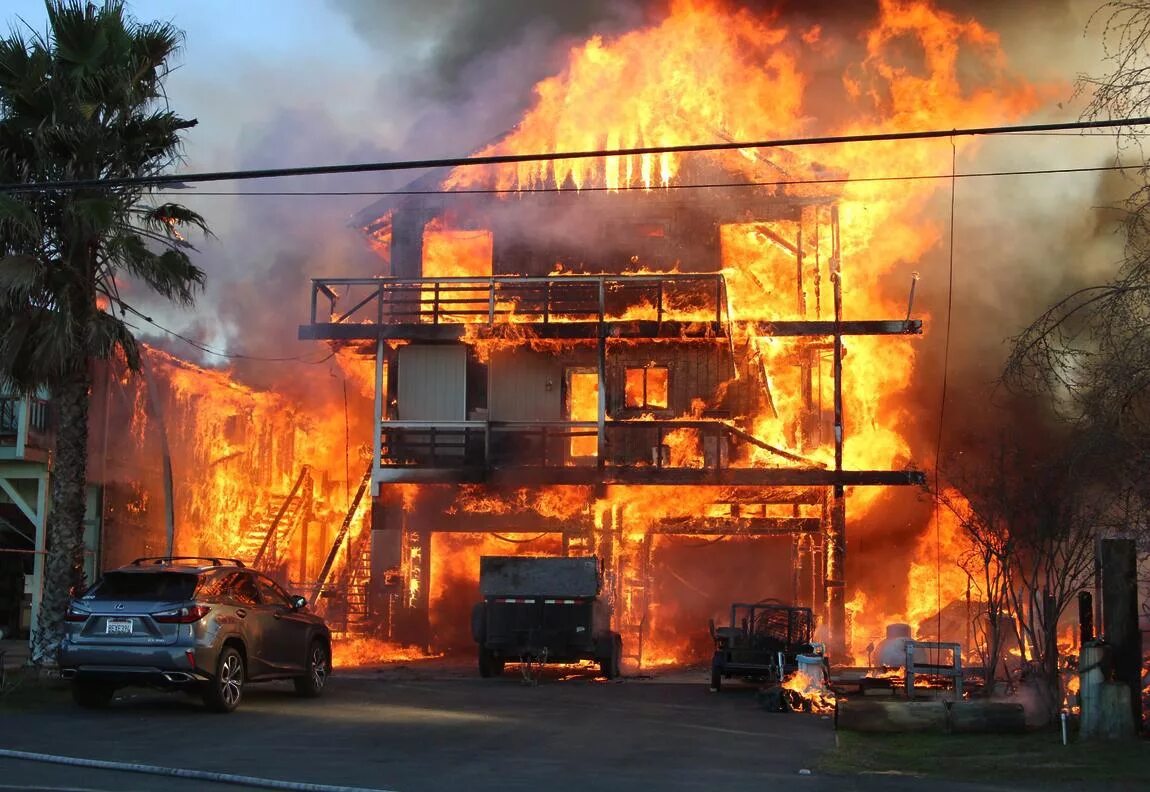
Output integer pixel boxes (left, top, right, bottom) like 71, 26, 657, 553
3, 117, 1149, 194
122, 309, 336, 364
148, 162, 1149, 198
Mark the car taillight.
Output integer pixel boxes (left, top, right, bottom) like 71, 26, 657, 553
65, 605, 90, 622
153, 605, 211, 624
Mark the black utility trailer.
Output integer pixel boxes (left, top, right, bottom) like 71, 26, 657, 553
709, 599, 825, 691
470, 556, 622, 679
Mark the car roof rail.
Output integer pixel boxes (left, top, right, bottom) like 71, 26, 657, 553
129, 556, 246, 568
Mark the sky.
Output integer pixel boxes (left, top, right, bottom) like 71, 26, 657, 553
6, 1, 390, 168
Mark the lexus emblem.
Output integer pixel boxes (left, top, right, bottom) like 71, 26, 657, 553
114, 603, 125, 610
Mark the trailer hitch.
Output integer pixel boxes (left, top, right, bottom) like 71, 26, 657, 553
519, 647, 549, 686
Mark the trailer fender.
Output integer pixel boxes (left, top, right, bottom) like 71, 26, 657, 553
470, 602, 487, 644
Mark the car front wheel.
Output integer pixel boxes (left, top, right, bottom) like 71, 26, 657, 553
294, 640, 330, 698
203, 647, 245, 713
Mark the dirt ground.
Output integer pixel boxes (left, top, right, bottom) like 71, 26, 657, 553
0, 657, 1115, 792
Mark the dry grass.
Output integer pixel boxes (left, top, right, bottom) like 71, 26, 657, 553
819, 730, 1150, 784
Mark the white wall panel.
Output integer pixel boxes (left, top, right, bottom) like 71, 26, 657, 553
397, 345, 466, 420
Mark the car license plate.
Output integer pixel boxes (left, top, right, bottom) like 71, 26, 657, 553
105, 618, 133, 635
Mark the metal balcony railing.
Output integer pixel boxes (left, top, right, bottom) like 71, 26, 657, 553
0, 398, 18, 437
375, 419, 819, 473
0, 395, 51, 458
308, 274, 730, 328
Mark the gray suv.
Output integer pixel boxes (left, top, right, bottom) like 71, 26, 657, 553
59, 557, 332, 712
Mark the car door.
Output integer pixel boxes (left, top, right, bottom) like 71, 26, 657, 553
255, 575, 310, 673
222, 570, 276, 678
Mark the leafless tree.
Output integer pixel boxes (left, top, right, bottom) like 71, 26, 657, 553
1005, 3, 1150, 633
1007, 2, 1150, 444
939, 420, 1111, 717
938, 444, 1016, 688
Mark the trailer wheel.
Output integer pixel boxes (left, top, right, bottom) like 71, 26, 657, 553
478, 646, 503, 678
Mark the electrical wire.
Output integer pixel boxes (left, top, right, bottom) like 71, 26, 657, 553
490, 533, 548, 543
123, 309, 336, 364
143, 162, 1150, 199
934, 139, 959, 644
3, 116, 1148, 193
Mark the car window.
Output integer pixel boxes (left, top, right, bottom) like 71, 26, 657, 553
256, 576, 290, 608
225, 572, 261, 606
193, 570, 231, 601
83, 572, 197, 601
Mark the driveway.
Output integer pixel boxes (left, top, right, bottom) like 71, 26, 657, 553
0, 661, 1034, 792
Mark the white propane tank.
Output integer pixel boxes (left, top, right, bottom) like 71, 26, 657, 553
875, 623, 913, 667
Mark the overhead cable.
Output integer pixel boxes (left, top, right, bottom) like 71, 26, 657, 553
148, 163, 1150, 198
2, 116, 1148, 193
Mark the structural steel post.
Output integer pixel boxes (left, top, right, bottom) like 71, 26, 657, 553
597, 278, 607, 470
372, 338, 384, 497
827, 205, 847, 658
796, 224, 806, 317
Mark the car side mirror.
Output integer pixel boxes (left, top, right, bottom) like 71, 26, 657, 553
290, 595, 307, 611
708, 618, 716, 640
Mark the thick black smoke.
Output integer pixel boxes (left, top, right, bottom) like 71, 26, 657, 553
327, 0, 648, 98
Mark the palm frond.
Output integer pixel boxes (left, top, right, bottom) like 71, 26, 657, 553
0, 254, 45, 301
0, 304, 81, 393
136, 202, 211, 238
106, 231, 204, 304
66, 195, 117, 236
0, 193, 41, 240
87, 307, 139, 369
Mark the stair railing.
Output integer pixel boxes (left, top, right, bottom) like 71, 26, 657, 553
309, 465, 372, 605
252, 465, 312, 569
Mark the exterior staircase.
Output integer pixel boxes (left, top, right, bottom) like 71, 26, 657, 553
237, 466, 313, 571
616, 533, 652, 670
340, 534, 373, 636
309, 465, 373, 634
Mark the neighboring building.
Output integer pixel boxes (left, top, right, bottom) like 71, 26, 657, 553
0, 387, 100, 643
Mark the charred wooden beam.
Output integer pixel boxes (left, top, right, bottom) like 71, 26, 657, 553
721, 422, 823, 467
301, 318, 923, 342
400, 513, 817, 536
713, 487, 825, 504
373, 465, 925, 487
300, 321, 728, 342
427, 513, 582, 534
653, 516, 820, 535
752, 319, 923, 336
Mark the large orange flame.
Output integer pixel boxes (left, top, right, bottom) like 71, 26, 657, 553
110, 0, 1050, 670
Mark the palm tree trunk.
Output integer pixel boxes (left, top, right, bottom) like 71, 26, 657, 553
32, 365, 92, 665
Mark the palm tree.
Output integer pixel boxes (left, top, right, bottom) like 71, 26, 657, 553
0, 1, 208, 662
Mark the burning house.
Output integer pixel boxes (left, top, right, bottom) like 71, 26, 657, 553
299, 148, 924, 662
8, 1, 1070, 671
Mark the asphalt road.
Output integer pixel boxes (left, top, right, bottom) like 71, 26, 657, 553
0, 662, 1031, 792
